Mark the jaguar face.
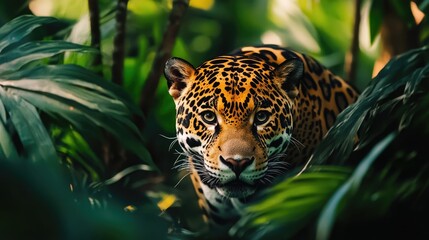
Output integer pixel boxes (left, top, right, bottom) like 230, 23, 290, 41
165, 55, 303, 198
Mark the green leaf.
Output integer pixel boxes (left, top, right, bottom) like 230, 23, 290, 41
56, 129, 104, 181
389, 0, 416, 28
417, 0, 429, 14
231, 166, 350, 239
312, 45, 429, 165
0, 94, 5, 122
91, 164, 154, 191
0, 87, 57, 162
0, 15, 58, 52
1, 64, 154, 168
0, 41, 96, 73
4, 64, 142, 115
316, 133, 396, 240
0, 119, 19, 160
368, 0, 383, 44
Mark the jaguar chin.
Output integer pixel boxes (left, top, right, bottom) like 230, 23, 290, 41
215, 180, 256, 199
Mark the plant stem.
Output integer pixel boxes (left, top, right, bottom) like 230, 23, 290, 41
112, 0, 129, 85
103, 0, 129, 171
345, 0, 362, 85
140, 0, 190, 117
88, 0, 102, 73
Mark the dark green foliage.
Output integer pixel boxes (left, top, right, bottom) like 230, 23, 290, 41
0, 160, 168, 239
229, 44, 429, 239
369, 0, 429, 45
0, 15, 154, 169
0, 15, 169, 239
231, 166, 351, 239
313, 45, 429, 165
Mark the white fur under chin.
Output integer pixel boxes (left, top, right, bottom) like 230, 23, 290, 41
216, 186, 256, 199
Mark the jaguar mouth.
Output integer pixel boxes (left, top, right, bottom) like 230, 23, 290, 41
215, 180, 256, 198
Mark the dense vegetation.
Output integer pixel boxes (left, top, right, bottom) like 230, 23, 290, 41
0, 0, 428, 239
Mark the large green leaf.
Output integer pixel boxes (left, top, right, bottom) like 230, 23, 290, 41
0, 87, 57, 162
230, 45, 429, 239
311, 45, 429, 165
368, 0, 382, 44
230, 166, 350, 239
316, 133, 396, 240
0, 65, 153, 167
0, 41, 96, 73
55, 128, 105, 181
5, 64, 141, 115
0, 15, 58, 52
0, 95, 17, 159
0, 120, 18, 160
0, 14, 154, 168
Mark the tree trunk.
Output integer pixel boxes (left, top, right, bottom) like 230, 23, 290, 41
372, 0, 420, 77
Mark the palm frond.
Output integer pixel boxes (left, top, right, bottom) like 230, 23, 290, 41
0, 15, 154, 169
230, 166, 351, 239
311, 45, 429, 165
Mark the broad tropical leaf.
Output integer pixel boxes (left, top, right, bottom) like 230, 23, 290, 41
54, 128, 104, 181
315, 133, 396, 240
0, 15, 58, 52
0, 87, 57, 162
368, 0, 382, 44
311, 45, 429, 165
0, 15, 154, 169
230, 166, 350, 239
0, 41, 96, 73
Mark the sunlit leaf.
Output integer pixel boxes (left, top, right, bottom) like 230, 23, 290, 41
30, 0, 86, 19
100, 164, 153, 186
189, 0, 214, 10
56, 129, 104, 181
157, 193, 177, 211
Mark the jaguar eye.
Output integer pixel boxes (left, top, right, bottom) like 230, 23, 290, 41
254, 111, 270, 125
201, 110, 217, 124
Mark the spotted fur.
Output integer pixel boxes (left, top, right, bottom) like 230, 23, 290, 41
164, 45, 358, 226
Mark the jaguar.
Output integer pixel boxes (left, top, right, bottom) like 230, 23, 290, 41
164, 44, 358, 226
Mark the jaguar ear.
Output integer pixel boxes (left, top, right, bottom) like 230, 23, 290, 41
274, 58, 304, 99
164, 57, 196, 100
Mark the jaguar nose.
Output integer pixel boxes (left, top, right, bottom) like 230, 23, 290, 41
220, 156, 254, 177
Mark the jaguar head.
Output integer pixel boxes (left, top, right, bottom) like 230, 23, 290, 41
164, 55, 303, 198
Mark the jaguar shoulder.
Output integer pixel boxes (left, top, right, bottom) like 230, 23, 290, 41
164, 44, 358, 226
